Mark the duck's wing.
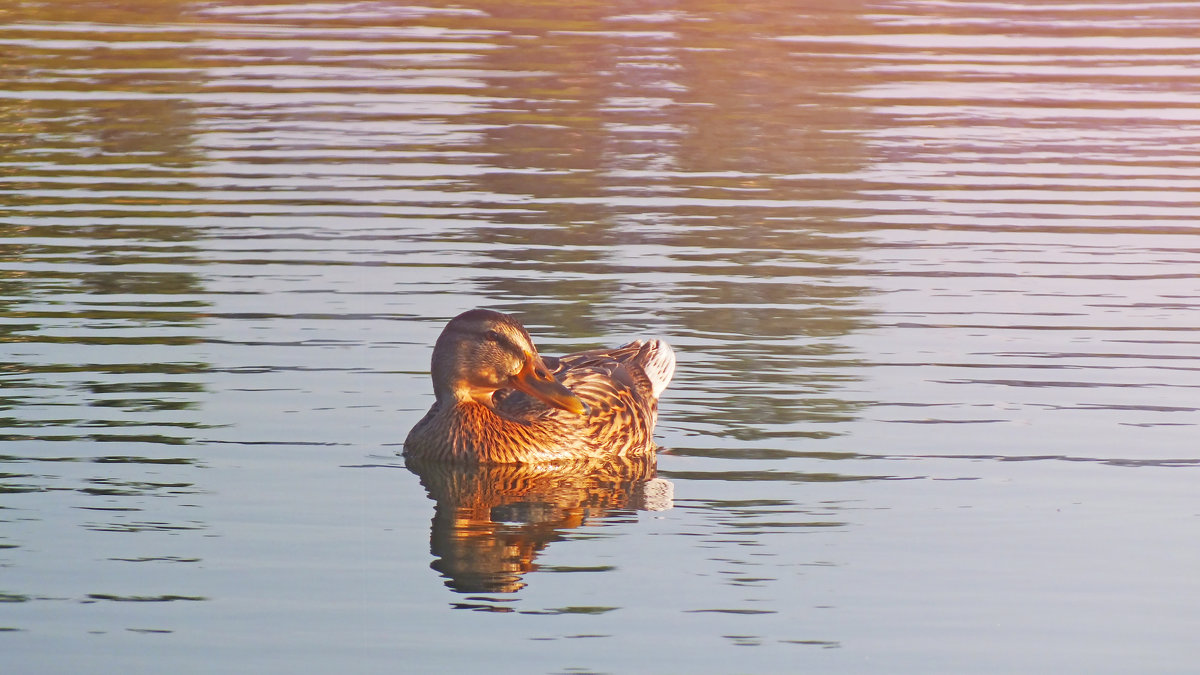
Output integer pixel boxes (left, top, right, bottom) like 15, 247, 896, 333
554, 339, 674, 400
494, 340, 675, 426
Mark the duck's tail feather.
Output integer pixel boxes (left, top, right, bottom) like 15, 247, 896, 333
636, 339, 675, 399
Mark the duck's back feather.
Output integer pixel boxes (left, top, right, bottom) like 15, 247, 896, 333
496, 340, 672, 415
489, 340, 673, 456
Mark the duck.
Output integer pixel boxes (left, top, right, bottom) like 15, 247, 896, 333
403, 308, 675, 464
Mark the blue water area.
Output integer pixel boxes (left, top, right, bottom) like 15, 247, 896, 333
2, 1, 1200, 673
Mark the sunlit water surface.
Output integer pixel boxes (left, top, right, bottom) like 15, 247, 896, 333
3, 1, 1200, 672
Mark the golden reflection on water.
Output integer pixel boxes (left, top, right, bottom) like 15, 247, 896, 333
406, 455, 671, 597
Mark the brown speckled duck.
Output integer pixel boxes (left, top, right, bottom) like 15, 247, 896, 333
404, 309, 675, 464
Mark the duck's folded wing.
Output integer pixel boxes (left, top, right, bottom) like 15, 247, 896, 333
494, 341, 672, 439
556, 339, 674, 399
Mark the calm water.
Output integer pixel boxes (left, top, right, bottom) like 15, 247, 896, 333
3, 1, 1200, 672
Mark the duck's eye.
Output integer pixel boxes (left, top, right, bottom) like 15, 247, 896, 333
484, 330, 503, 343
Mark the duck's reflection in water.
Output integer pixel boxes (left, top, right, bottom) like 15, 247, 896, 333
406, 455, 673, 594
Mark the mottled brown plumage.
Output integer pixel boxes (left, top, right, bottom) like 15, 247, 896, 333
404, 309, 675, 464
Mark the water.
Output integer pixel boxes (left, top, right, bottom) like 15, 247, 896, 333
3, 1, 1200, 672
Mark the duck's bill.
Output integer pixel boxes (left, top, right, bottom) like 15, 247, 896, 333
513, 360, 590, 416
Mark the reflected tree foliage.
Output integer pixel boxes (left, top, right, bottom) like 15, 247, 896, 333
3, 0, 882, 450
0, 2, 209, 451
4, 1, 193, 23
412, 0, 879, 442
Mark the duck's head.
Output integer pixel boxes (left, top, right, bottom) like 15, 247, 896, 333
430, 309, 588, 416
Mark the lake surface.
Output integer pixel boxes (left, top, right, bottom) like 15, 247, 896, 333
3, 1, 1200, 672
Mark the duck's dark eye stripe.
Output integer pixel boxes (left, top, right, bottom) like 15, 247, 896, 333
483, 329, 522, 355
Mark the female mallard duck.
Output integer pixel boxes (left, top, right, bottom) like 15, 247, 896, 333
404, 309, 674, 464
